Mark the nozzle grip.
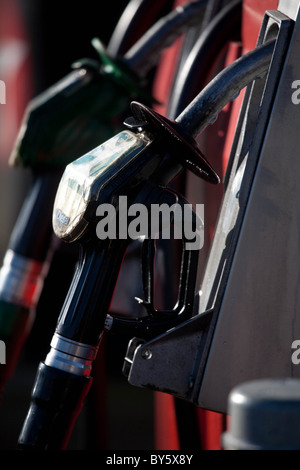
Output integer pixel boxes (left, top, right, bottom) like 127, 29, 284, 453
18, 362, 92, 450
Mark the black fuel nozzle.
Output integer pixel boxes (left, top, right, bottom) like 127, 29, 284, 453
1, 0, 211, 398
18, 101, 219, 449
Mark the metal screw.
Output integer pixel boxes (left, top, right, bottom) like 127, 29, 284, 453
188, 377, 194, 389
142, 348, 152, 360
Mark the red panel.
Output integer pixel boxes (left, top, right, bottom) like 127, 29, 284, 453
197, 410, 227, 450
242, 0, 279, 52
0, 0, 33, 160
154, 393, 180, 450
152, 0, 188, 112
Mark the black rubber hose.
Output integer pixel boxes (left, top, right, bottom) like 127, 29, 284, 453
176, 38, 276, 138
124, 0, 208, 77
168, 0, 242, 118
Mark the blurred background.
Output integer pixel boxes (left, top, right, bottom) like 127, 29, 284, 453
0, 0, 158, 450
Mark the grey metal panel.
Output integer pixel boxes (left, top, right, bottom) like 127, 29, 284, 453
198, 5, 300, 412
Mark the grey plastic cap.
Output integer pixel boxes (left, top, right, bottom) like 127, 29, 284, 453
222, 378, 300, 450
